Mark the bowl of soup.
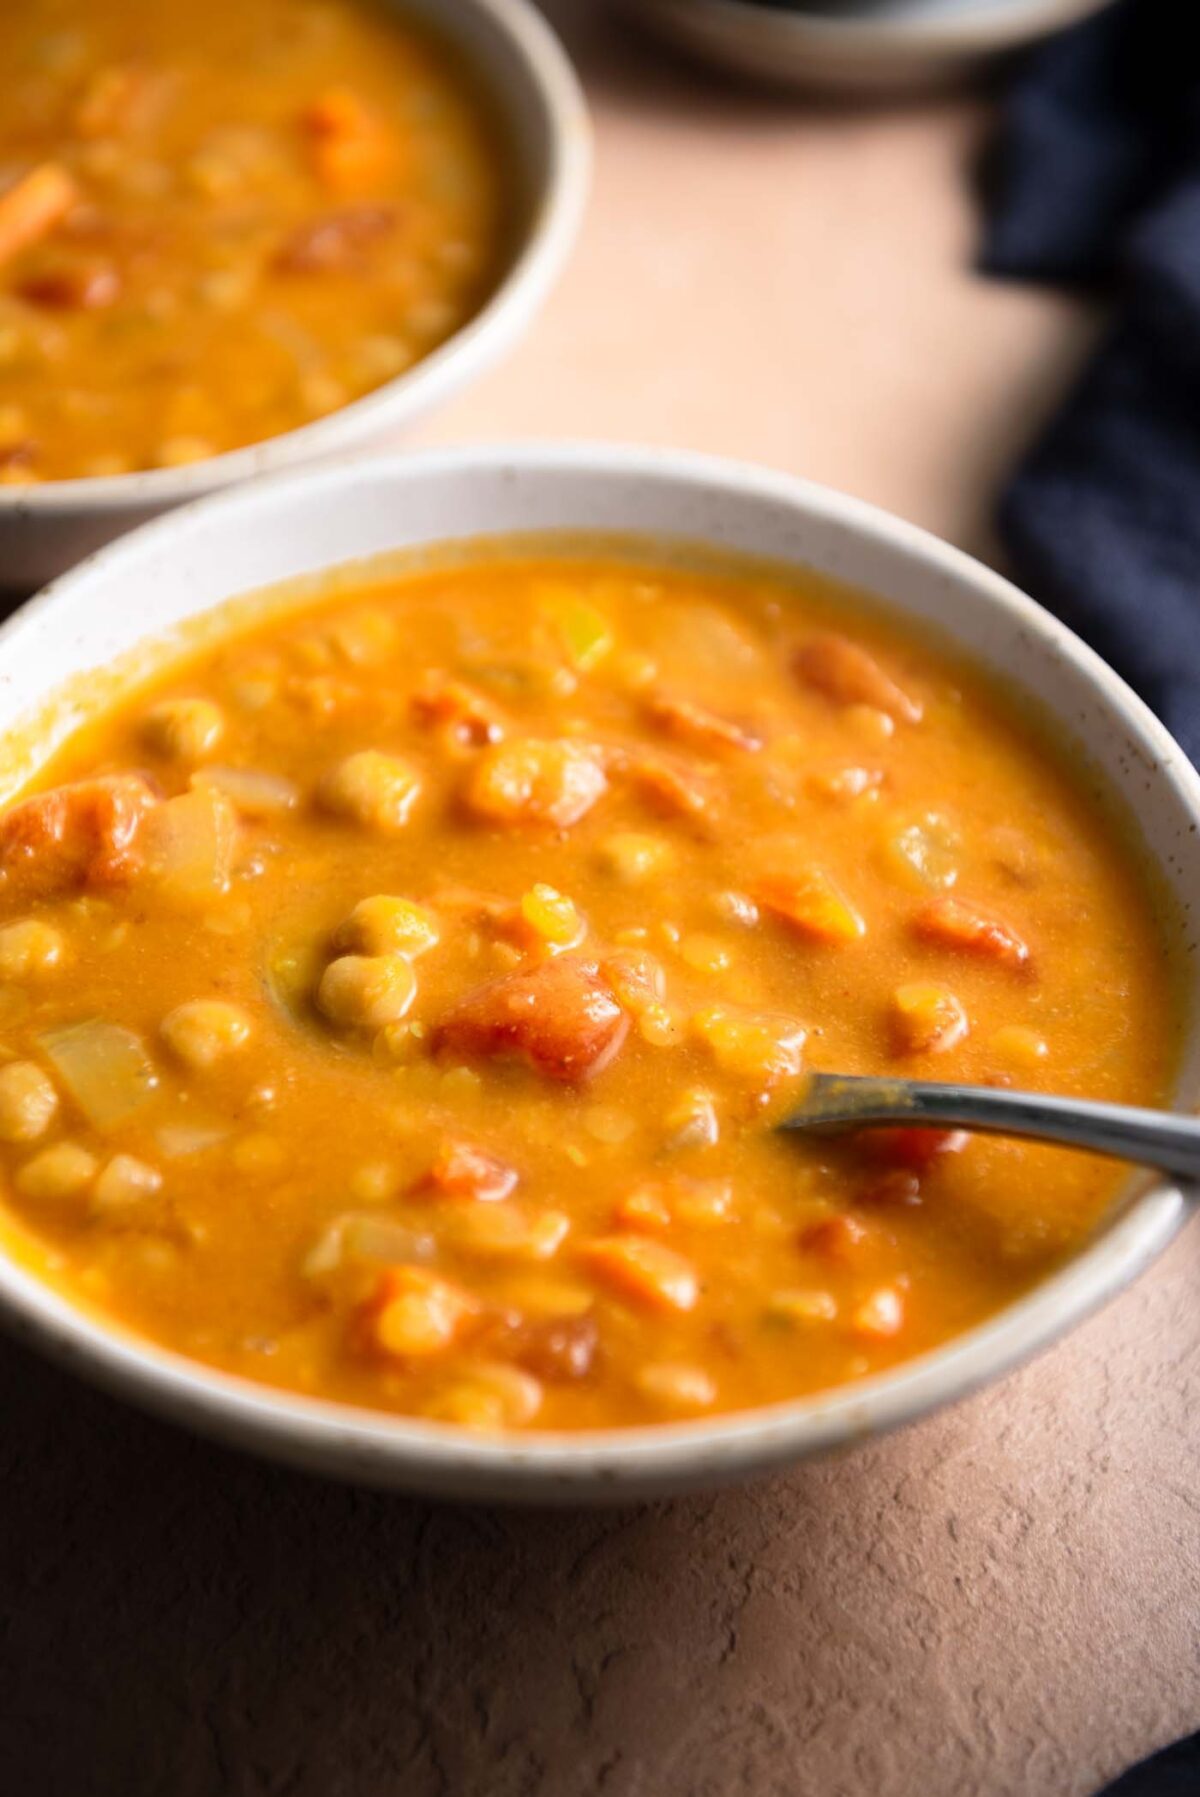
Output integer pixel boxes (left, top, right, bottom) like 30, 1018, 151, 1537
0, 444, 1197, 1501
0, 0, 588, 590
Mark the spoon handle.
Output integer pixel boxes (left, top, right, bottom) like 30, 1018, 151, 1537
785, 1074, 1200, 1185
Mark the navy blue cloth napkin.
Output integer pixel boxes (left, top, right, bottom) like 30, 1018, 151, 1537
981, 0, 1200, 769
983, 9, 1200, 1794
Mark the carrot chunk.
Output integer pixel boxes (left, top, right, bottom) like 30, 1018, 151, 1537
411, 672, 504, 747
433, 953, 629, 1084
795, 632, 922, 725
583, 1235, 699, 1313
645, 692, 762, 753
465, 739, 608, 829
912, 895, 1030, 970
624, 750, 713, 821
754, 869, 866, 944
0, 773, 159, 897
303, 86, 399, 189
0, 164, 79, 271
419, 1138, 519, 1204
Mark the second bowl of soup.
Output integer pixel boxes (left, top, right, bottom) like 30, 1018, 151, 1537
0, 0, 588, 587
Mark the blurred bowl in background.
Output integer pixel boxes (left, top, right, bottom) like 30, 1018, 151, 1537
0, 0, 589, 595
615, 0, 1113, 95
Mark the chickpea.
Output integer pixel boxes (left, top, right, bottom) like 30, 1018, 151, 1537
372, 1267, 477, 1358
317, 954, 416, 1029
16, 1140, 98, 1202
93, 1154, 163, 1212
679, 933, 731, 975
161, 1000, 253, 1070
636, 1363, 717, 1411
349, 1162, 400, 1204
691, 1006, 807, 1087
427, 1362, 543, 1428
845, 703, 895, 745
0, 919, 65, 980
142, 697, 225, 763
423, 1385, 506, 1430
319, 750, 421, 833
156, 435, 214, 468
766, 1289, 838, 1325
992, 1025, 1048, 1068
596, 832, 674, 885
0, 1060, 59, 1143
336, 895, 439, 959
891, 983, 968, 1055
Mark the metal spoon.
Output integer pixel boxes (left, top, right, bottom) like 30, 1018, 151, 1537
782, 1073, 1200, 1183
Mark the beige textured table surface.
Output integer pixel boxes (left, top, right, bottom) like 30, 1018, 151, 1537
2, 7, 1198, 1795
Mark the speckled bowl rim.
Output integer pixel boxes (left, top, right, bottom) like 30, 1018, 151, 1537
0, 0, 589, 518
0, 442, 1196, 1503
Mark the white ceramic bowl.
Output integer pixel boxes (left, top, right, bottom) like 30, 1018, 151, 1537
616, 0, 1112, 95
1, 444, 1197, 1503
0, 0, 589, 595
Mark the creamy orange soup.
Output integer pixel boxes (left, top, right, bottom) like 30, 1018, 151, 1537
0, 0, 511, 482
0, 548, 1177, 1430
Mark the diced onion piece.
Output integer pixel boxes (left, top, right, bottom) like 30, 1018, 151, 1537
636, 1363, 716, 1410
37, 1019, 159, 1131
192, 766, 299, 817
538, 585, 613, 671
303, 1212, 435, 1279
663, 1087, 719, 1151
144, 786, 237, 904
155, 1121, 231, 1158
